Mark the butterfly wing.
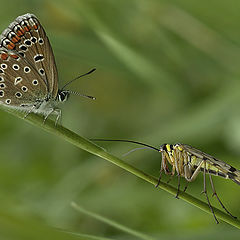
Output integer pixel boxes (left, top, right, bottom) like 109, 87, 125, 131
0, 48, 48, 108
0, 13, 58, 99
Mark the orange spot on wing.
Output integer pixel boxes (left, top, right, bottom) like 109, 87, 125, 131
24, 26, 30, 32
12, 36, 20, 43
10, 54, 19, 59
33, 24, 38, 30
7, 42, 15, 50
17, 29, 24, 36
1, 53, 8, 60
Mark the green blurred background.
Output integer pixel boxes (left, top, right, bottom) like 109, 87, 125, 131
0, 0, 240, 239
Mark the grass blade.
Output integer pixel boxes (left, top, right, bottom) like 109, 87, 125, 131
71, 202, 157, 240
1, 106, 240, 229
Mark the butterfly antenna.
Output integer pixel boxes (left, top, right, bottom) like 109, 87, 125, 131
67, 90, 96, 100
90, 139, 160, 152
61, 68, 96, 90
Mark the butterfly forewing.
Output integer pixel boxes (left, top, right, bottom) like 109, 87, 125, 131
0, 13, 58, 100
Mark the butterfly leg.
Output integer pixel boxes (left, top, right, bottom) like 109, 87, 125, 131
24, 105, 36, 119
54, 109, 62, 126
43, 108, 54, 124
209, 174, 237, 219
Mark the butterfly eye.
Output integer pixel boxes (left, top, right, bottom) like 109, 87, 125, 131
58, 91, 69, 102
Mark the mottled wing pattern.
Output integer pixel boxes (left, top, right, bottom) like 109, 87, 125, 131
0, 13, 58, 99
181, 144, 240, 184
0, 48, 48, 108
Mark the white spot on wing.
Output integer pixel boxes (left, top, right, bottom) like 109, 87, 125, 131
21, 86, 28, 92
12, 64, 20, 70
14, 77, 22, 85
1, 64, 7, 69
32, 79, 38, 85
5, 99, 11, 104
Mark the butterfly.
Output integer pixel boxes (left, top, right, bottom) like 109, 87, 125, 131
0, 13, 95, 124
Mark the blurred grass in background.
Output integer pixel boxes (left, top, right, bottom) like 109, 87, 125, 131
0, 0, 240, 239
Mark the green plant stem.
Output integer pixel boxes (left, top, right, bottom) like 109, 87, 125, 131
3, 107, 240, 229
71, 202, 157, 240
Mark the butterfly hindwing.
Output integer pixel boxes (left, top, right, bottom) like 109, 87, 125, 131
0, 48, 48, 108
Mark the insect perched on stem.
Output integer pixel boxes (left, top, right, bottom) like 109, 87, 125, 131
91, 139, 240, 223
0, 13, 96, 125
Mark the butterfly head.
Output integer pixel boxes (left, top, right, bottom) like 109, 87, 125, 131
57, 90, 70, 103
